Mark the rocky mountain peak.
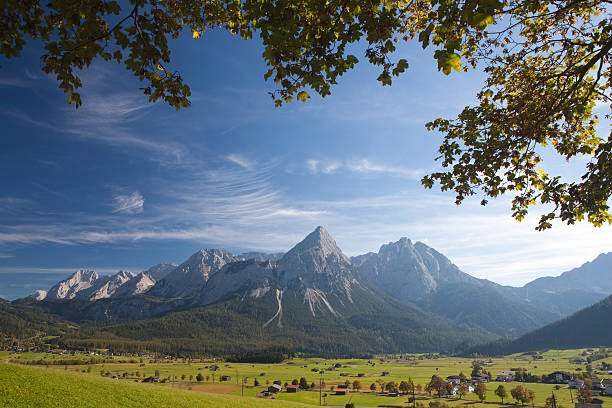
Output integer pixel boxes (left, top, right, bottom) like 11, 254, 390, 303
146, 248, 239, 298
143, 263, 176, 281
277, 227, 357, 306
355, 237, 476, 302
28, 290, 47, 301
286, 226, 350, 263
45, 269, 100, 300
115, 270, 135, 280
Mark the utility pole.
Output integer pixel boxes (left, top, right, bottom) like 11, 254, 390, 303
320, 371, 323, 406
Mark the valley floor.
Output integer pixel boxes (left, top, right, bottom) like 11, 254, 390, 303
1, 348, 611, 408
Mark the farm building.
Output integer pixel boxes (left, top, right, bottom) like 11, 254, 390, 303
220, 376, 231, 381
447, 375, 462, 385
336, 385, 349, 395
569, 380, 585, 389
286, 385, 301, 393
268, 384, 282, 393
472, 374, 490, 383
496, 372, 515, 382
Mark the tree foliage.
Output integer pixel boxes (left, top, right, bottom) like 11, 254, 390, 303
511, 385, 535, 405
2, 0, 610, 227
475, 382, 487, 401
426, 375, 452, 397
576, 388, 593, 403
495, 384, 508, 403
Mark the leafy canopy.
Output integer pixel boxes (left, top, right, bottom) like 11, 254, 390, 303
2, 0, 610, 229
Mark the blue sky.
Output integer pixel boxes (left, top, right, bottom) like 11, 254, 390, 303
1, 29, 611, 299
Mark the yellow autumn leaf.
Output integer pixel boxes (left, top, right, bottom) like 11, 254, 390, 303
156, 63, 163, 71
192, 31, 201, 39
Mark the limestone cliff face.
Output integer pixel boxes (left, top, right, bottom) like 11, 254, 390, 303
147, 249, 238, 298
352, 238, 477, 302
46, 269, 100, 300
45, 269, 140, 301
143, 263, 176, 281
113, 272, 156, 297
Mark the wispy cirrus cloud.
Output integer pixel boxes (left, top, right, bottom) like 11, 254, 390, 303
112, 192, 144, 214
0, 197, 33, 214
224, 153, 253, 169
305, 158, 424, 179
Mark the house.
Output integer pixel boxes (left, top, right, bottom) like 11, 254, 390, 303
382, 371, 390, 376
268, 384, 282, 393
569, 380, 585, 389
602, 379, 612, 396
547, 371, 573, 384
591, 379, 604, 392
336, 385, 349, 395
220, 376, 231, 382
496, 372, 515, 382
472, 374, 490, 383
286, 385, 301, 393
447, 375, 462, 385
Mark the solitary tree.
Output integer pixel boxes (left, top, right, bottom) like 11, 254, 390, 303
352, 380, 362, 391
196, 373, 204, 382
370, 383, 377, 392
511, 385, 531, 406
299, 377, 309, 390
475, 382, 487, 402
577, 389, 592, 404
495, 385, 508, 403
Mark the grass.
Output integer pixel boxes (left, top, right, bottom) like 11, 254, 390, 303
0, 363, 311, 408
1, 348, 611, 407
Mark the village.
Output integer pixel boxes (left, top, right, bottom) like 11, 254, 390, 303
3, 348, 612, 407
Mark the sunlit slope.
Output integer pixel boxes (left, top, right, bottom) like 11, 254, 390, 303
0, 363, 311, 408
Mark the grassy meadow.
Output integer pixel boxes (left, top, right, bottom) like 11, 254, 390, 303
1, 348, 611, 407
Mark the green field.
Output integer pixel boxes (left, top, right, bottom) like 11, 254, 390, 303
1, 348, 611, 408
0, 363, 312, 408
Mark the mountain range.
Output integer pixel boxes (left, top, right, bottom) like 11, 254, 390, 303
5, 226, 611, 356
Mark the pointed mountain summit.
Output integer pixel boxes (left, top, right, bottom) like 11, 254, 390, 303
46, 269, 99, 300
112, 272, 156, 297
278, 226, 352, 279
88, 270, 136, 300
148, 249, 239, 298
